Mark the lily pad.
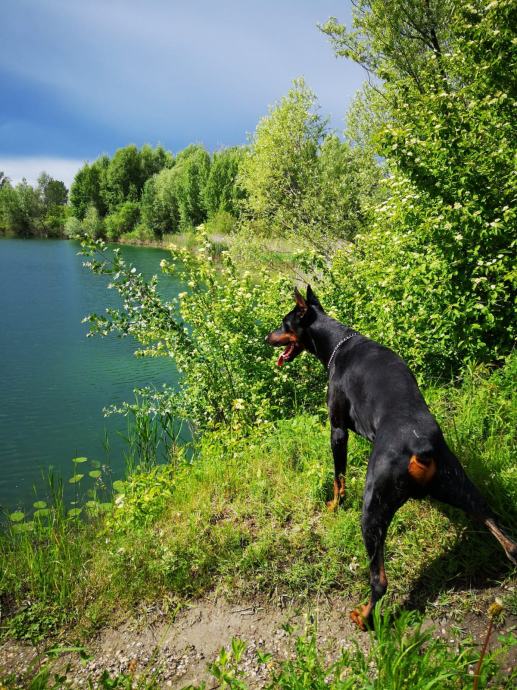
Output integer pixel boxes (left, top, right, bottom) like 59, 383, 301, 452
9, 511, 25, 523
13, 521, 34, 533
69, 474, 84, 484
33, 501, 47, 510
112, 480, 125, 493
68, 507, 82, 517
89, 470, 102, 479
72, 456, 88, 464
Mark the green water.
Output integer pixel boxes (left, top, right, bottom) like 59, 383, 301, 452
0, 238, 181, 510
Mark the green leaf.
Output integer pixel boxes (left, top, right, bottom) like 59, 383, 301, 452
34, 509, 51, 518
89, 470, 102, 479
69, 474, 84, 484
9, 511, 25, 523
68, 508, 82, 517
13, 521, 34, 533
72, 456, 88, 464
113, 480, 125, 493
33, 501, 47, 510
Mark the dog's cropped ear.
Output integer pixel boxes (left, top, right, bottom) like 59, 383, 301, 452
306, 285, 324, 311
294, 286, 308, 312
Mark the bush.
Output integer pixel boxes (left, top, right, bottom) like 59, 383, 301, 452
104, 201, 141, 240
81, 235, 324, 431
204, 209, 237, 237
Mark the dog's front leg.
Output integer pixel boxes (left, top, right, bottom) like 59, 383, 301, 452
327, 427, 348, 511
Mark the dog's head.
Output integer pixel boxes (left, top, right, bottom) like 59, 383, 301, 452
266, 285, 324, 366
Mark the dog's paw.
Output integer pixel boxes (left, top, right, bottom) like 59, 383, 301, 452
349, 606, 370, 632
326, 499, 339, 512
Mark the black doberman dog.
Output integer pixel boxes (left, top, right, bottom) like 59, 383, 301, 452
266, 285, 517, 630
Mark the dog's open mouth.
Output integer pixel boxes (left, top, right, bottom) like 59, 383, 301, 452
277, 342, 302, 367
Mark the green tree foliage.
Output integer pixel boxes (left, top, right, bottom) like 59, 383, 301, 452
103, 145, 144, 211
140, 144, 212, 236
37, 172, 69, 237
319, 0, 516, 377
0, 179, 44, 237
140, 143, 174, 180
174, 144, 211, 229
82, 204, 104, 239
141, 167, 181, 237
69, 146, 174, 237
239, 79, 381, 249
0, 173, 70, 237
239, 79, 326, 240
204, 146, 246, 218
102, 144, 174, 214
37, 172, 68, 207
104, 201, 141, 241
70, 157, 108, 220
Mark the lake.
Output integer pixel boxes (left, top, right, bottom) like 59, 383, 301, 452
0, 238, 181, 511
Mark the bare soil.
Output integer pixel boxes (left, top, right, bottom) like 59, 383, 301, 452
1, 585, 516, 688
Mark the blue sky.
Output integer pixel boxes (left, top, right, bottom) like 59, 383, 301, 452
0, 1, 364, 186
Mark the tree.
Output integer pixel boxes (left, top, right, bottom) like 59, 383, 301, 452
140, 144, 174, 180
204, 147, 246, 218
141, 168, 181, 237
239, 79, 325, 240
0, 172, 10, 189
103, 145, 143, 212
173, 144, 211, 229
320, 1, 455, 90
37, 172, 68, 207
82, 204, 104, 239
0, 180, 44, 237
320, 0, 516, 376
105, 201, 141, 240
239, 78, 380, 248
70, 158, 108, 219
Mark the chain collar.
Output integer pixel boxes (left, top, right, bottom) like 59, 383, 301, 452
327, 333, 357, 371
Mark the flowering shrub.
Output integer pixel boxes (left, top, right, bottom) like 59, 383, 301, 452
81, 236, 326, 432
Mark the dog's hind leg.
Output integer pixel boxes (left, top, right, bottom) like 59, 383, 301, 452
350, 451, 410, 630
429, 449, 517, 566
327, 427, 348, 511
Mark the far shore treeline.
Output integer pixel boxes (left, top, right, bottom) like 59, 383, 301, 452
0, 80, 379, 246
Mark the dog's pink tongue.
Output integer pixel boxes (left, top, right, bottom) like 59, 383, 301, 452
277, 352, 285, 367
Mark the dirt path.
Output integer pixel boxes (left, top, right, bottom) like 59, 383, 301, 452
1, 589, 516, 688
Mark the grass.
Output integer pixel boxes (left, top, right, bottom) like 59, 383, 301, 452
0, 357, 515, 680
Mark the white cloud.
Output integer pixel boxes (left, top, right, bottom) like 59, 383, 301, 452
0, 157, 84, 188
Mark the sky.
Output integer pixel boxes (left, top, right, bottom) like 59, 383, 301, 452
0, 0, 365, 187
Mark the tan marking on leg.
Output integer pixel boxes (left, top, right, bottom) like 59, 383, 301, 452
350, 602, 372, 631
338, 475, 346, 498
485, 518, 517, 565
326, 479, 340, 511
379, 563, 387, 588
408, 454, 436, 485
